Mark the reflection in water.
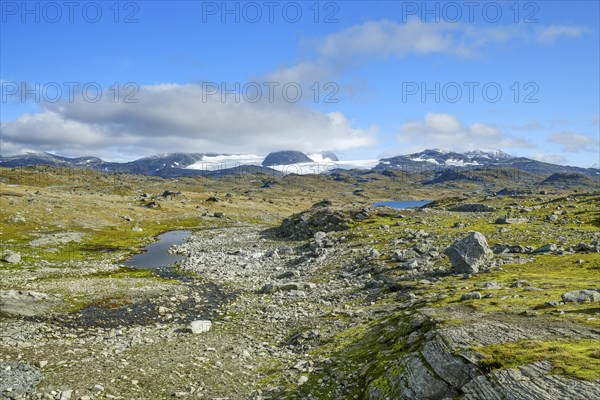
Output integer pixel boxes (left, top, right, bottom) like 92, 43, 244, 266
123, 230, 192, 268
371, 200, 432, 209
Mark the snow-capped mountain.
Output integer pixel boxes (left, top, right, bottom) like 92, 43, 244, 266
375, 149, 514, 171
0, 152, 105, 168
373, 149, 597, 177
464, 149, 513, 160
1, 149, 597, 178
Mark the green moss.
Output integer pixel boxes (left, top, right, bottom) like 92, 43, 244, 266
476, 339, 600, 380
81, 294, 131, 309
289, 311, 428, 398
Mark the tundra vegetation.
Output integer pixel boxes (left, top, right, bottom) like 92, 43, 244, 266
0, 165, 599, 399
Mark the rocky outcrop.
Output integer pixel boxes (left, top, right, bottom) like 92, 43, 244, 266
279, 200, 352, 239
368, 316, 600, 400
444, 232, 493, 274
462, 361, 600, 400
319, 151, 339, 162
0, 290, 65, 317
368, 335, 481, 400
262, 151, 313, 166
450, 204, 496, 212
561, 289, 600, 303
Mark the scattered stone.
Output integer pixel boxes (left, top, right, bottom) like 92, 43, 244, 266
145, 201, 161, 209
524, 287, 544, 292
189, 320, 212, 334
162, 190, 181, 198
276, 271, 299, 279
279, 282, 303, 291
561, 289, 600, 303
495, 217, 528, 224
364, 280, 382, 290
445, 232, 493, 274
461, 291, 482, 300
477, 281, 502, 289
0, 362, 42, 399
260, 282, 315, 294
260, 283, 277, 294
369, 248, 380, 259
510, 280, 531, 288
533, 244, 558, 254
403, 259, 420, 270
131, 226, 143, 232
276, 245, 294, 255
158, 306, 170, 314
90, 384, 104, 393
1, 251, 21, 264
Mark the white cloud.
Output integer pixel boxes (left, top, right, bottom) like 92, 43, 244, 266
510, 120, 544, 131
266, 19, 588, 84
267, 19, 493, 83
537, 25, 589, 44
547, 131, 599, 153
0, 84, 377, 160
398, 112, 533, 152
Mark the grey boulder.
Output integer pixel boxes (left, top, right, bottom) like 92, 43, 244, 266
445, 232, 493, 274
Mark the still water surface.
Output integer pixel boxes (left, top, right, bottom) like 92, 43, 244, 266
123, 230, 192, 268
371, 200, 432, 209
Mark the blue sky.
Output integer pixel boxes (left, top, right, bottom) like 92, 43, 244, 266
1, 0, 599, 166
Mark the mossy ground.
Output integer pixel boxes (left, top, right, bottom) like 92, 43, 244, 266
476, 339, 600, 379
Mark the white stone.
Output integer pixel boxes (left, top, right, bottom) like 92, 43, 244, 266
189, 320, 212, 334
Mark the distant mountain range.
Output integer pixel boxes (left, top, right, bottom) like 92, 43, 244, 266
374, 149, 598, 177
1, 149, 598, 179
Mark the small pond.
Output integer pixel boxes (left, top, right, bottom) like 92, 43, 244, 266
122, 230, 192, 268
371, 200, 432, 209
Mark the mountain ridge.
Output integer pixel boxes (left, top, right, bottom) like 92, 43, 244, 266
1, 149, 598, 178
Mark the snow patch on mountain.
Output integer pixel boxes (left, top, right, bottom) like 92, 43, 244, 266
186, 154, 264, 169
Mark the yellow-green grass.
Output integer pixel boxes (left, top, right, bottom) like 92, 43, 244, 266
405, 253, 600, 325
476, 339, 600, 380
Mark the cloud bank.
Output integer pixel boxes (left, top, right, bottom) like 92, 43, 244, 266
0, 84, 377, 160
398, 112, 533, 152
